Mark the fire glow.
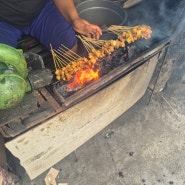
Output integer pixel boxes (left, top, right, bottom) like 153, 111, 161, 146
66, 69, 99, 91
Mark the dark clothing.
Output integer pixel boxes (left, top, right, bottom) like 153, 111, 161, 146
0, 0, 47, 28
0, 0, 77, 50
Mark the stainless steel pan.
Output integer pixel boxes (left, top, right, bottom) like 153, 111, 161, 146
76, 0, 127, 28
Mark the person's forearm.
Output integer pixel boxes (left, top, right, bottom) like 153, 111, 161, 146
53, 0, 79, 24
53, 0, 102, 39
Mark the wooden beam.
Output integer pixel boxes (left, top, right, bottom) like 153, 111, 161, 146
0, 134, 7, 170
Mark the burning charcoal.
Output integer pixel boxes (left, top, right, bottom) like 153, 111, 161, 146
59, 68, 100, 94
56, 84, 67, 97
128, 44, 140, 58
111, 47, 129, 67
55, 83, 74, 98
98, 46, 130, 76
99, 57, 113, 76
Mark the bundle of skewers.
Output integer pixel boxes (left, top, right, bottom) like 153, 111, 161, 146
51, 25, 152, 81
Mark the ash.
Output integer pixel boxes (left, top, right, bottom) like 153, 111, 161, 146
97, 46, 129, 76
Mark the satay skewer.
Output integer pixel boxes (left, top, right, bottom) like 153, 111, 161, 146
51, 25, 152, 81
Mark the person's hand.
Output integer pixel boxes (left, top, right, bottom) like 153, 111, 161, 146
72, 17, 102, 39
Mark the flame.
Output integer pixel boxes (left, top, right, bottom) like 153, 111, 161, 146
67, 69, 99, 91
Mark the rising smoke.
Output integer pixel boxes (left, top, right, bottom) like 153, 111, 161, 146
126, 0, 183, 36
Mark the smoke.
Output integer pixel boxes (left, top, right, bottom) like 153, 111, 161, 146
126, 0, 184, 36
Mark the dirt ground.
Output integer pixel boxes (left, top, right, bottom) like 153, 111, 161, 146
7, 0, 185, 184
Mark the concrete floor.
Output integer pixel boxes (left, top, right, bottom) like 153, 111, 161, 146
10, 0, 185, 184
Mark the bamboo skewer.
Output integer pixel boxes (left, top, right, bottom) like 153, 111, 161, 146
50, 25, 152, 81
77, 35, 107, 51
60, 44, 81, 59
58, 48, 78, 61
50, 44, 81, 68
76, 35, 95, 52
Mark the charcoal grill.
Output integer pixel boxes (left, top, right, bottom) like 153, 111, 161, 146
3, 28, 171, 180
51, 30, 170, 108
0, 29, 170, 138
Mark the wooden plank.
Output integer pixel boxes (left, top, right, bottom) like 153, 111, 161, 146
39, 88, 61, 111
5, 55, 158, 180
0, 92, 38, 127
0, 134, 7, 170
24, 88, 63, 129
0, 88, 62, 138
0, 120, 27, 138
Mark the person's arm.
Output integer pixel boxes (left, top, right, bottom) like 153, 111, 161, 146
53, 0, 79, 23
53, 0, 102, 39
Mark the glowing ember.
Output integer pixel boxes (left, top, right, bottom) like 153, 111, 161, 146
67, 69, 99, 90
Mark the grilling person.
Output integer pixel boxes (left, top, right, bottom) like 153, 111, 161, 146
0, 0, 102, 52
